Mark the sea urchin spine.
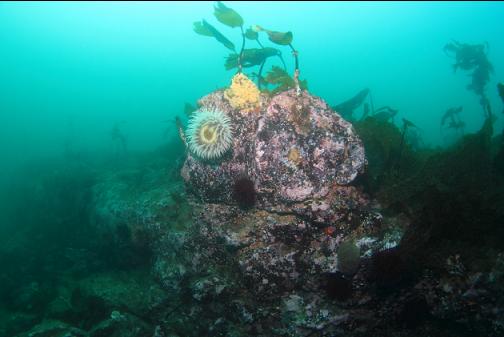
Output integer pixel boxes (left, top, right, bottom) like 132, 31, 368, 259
186, 108, 233, 160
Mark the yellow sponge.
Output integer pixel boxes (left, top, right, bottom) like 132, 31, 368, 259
224, 73, 261, 113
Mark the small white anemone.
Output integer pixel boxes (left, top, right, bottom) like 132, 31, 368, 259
186, 108, 233, 160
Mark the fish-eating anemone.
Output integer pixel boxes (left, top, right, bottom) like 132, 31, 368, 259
186, 109, 233, 160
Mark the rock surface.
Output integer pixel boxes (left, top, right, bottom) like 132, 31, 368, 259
182, 89, 367, 225
158, 87, 399, 335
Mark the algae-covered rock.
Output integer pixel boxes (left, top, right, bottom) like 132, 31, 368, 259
89, 311, 151, 337
0, 310, 38, 337
182, 88, 367, 225
14, 320, 87, 337
176, 82, 381, 318
255, 89, 366, 224
337, 240, 361, 276
73, 271, 167, 321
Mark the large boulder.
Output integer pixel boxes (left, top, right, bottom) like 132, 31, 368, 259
177, 81, 387, 303
182, 87, 367, 225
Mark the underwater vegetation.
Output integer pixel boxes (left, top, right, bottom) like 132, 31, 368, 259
261, 66, 308, 95
354, 115, 421, 193
194, 1, 305, 93
331, 88, 403, 130
5, 105, 504, 337
444, 40, 494, 117
441, 106, 466, 141
2, 2, 504, 337
224, 47, 280, 70
332, 88, 370, 120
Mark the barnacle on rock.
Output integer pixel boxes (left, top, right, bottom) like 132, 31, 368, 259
186, 108, 233, 160
224, 73, 261, 113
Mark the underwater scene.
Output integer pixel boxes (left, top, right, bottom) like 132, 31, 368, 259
1, 1, 504, 336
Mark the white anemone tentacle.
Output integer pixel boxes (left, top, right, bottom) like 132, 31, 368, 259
186, 108, 233, 160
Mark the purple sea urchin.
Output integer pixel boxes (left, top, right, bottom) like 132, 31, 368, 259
186, 109, 233, 160
233, 176, 256, 208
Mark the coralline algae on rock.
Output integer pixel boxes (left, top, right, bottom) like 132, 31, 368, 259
255, 89, 367, 223
182, 88, 367, 224
177, 84, 383, 308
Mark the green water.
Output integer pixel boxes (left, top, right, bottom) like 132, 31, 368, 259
1, 2, 504, 336
1, 2, 503, 175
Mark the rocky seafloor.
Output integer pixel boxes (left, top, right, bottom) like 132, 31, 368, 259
1, 86, 504, 337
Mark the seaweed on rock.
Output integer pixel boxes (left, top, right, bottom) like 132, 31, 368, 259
194, 2, 306, 93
